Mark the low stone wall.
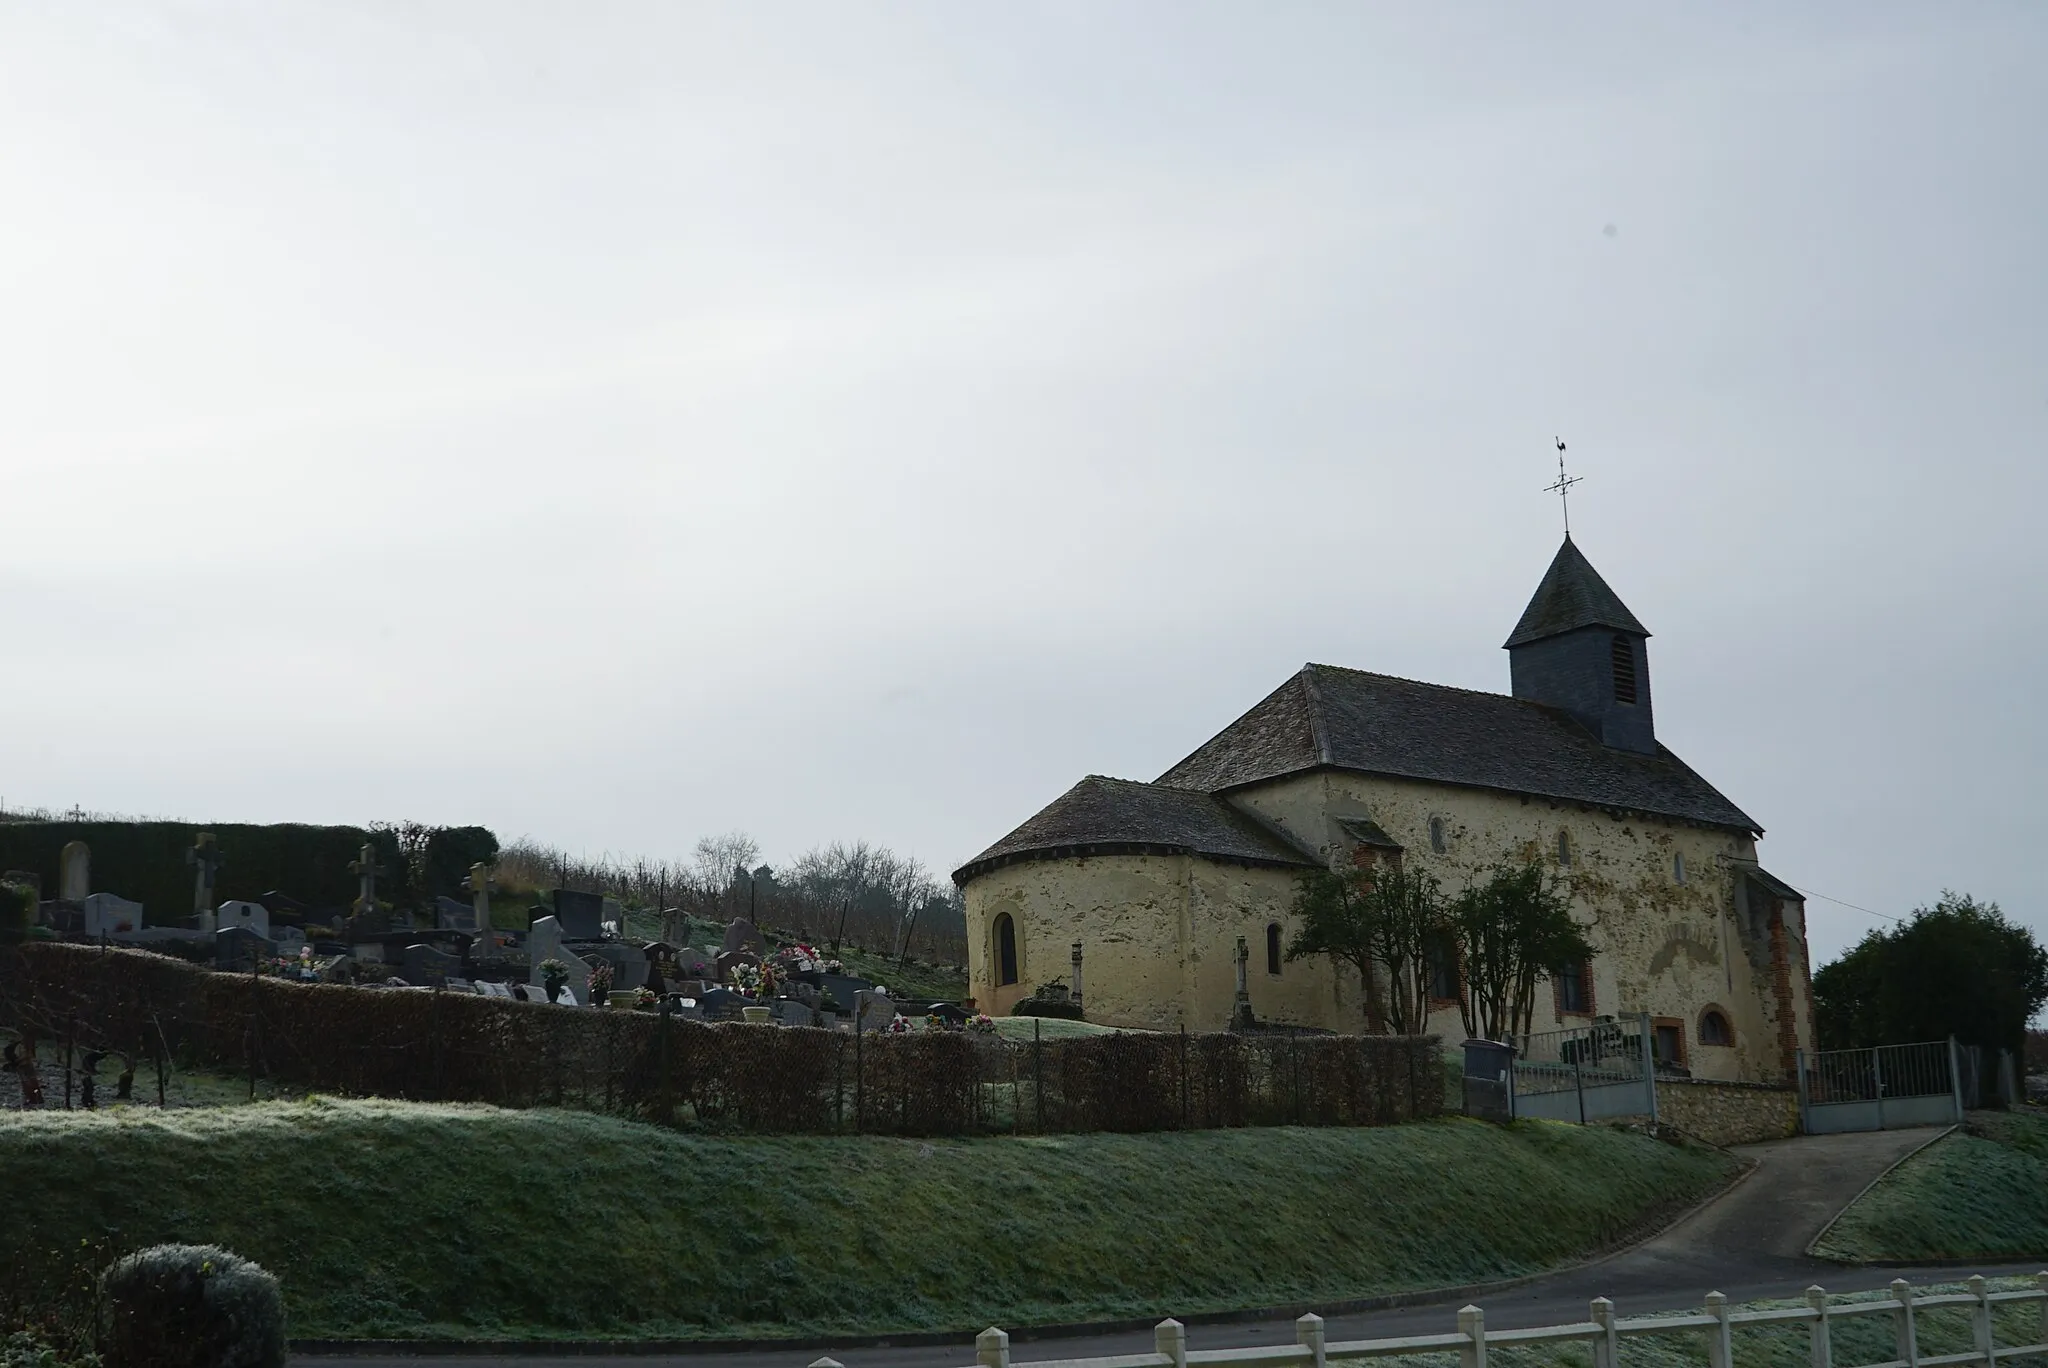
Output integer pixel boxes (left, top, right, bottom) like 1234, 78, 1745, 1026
1654, 1077, 1798, 1146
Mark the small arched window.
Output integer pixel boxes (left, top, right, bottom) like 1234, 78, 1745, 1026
1266, 922, 1282, 976
1674, 853, 1687, 885
1611, 634, 1638, 704
994, 913, 1019, 986
1699, 1008, 1733, 1047
1556, 830, 1572, 867
1429, 817, 1447, 854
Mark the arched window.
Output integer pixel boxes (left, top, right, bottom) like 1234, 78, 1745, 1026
1428, 817, 1446, 854
1699, 1008, 1733, 1047
1674, 853, 1687, 885
994, 913, 1019, 986
1556, 830, 1572, 867
1266, 922, 1282, 976
1611, 634, 1638, 704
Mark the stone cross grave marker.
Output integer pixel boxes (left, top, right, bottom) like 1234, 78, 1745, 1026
528, 915, 592, 1004
186, 832, 225, 932
463, 862, 495, 936
58, 841, 90, 902
349, 843, 385, 918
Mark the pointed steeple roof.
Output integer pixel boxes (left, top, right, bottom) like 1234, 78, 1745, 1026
1503, 537, 1649, 649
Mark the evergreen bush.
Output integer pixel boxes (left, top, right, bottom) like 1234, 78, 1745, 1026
97, 1245, 285, 1368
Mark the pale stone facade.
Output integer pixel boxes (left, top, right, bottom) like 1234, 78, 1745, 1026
956, 538, 1816, 1084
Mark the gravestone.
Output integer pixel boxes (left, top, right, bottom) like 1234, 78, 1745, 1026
216, 925, 273, 971
514, 984, 550, 1004
528, 915, 592, 1005
435, 896, 477, 932
59, 841, 91, 902
186, 833, 224, 932
445, 978, 474, 994
775, 999, 818, 1029
350, 941, 387, 964
550, 889, 605, 940
721, 918, 764, 955
217, 900, 270, 938
817, 974, 872, 1016
583, 941, 649, 991
602, 898, 624, 936
696, 987, 742, 1021
663, 995, 704, 1020
715, 949, 762, 986
672, 947, 715, 981
856, 990, 896, 1033
401, 943, 459, 986
81, 893, 144, 938
463, 862, 495, 936
476, 981, 515, 1000
273, 926, 308, 956
349, 842, 385, 918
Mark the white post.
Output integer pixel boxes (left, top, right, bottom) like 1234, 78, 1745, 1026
976, 1326, 1010, 1368
1894, 1279, 1919, 1368
1808, 1286, 1832, 1368
1297, 1312, 1327, 1368
1591, 1298, 1617, 1368
1071, 941, 1085, 1014
1874, 1046, 1887, 1130
1458, 1305, 1488, 1368
1967, 1276, 1992, 1368
1707, 1292, 1733, 1368
1155, 1318, 1188, 1368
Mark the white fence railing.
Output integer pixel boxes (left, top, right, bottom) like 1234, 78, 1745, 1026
815, 1275, 2048, 1368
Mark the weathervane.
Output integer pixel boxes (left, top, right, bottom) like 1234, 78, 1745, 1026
1544, 437, 1582, 537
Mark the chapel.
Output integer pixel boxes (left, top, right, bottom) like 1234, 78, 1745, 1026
953, 536, 1815, 1085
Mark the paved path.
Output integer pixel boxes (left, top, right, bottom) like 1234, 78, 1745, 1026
306, 1126, 2039, 1368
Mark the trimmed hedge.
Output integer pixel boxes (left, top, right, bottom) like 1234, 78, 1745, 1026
0, 943, 1444, 1136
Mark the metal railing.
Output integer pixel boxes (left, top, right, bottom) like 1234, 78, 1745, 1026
847, 1275, 2048, 1368
1513, 1015, 1652, 1097
1797, 1039, 1964, 1134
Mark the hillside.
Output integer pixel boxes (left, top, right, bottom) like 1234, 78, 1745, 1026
1813, 1110, 2048, 1262
2, 1102, 1736, 1342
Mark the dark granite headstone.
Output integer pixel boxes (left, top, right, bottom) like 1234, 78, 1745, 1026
400, 942, 460, 986
817, 973, 872, 1016
721, 918, 764, 954
435, 896, 477, 932
215, 926, 273, 971
551, 889, 605, 940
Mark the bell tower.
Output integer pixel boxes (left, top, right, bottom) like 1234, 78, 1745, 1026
1504, 537, 1656, 754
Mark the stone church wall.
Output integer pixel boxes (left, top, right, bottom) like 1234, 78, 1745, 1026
1228, 770, 1810, 1083
963, 853, 1355, 1032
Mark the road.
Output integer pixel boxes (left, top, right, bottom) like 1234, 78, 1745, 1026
305, 1126, 2041, 1368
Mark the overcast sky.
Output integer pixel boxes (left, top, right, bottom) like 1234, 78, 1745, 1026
2, 2, 2042, 971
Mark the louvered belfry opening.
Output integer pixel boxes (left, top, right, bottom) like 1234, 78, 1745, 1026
1610, 633, 1638, 704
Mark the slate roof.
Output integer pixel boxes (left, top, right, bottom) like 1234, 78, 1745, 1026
1156, 664, 1761, 834
1504, 537, 1650, 648
953, 775, 1320, 885
1746, 867, 1805, 902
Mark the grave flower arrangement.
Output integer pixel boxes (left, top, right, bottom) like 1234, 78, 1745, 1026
632, 986, 658, 1009
588, 960, 615, 1003
885, 1016, 910, 1034
966, 1013, 996, 1034
776, 942, 826, 974
731, 961, 775, 999
538, 958, 570, 1000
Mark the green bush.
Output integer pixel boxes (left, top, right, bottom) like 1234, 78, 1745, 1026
97, 1245, 284, 1368
0, 883, 35, 945
2, 1329, 98, 1367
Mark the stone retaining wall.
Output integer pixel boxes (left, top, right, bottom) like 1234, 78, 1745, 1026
1654, 1076, 1798, 1146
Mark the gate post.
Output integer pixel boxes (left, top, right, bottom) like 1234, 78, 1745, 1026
1639, 1014, 1660, 1124
1948, 1037, 1966, 1122
1796, 1047, 1811, 1134
1873, 1046, 1886, 1130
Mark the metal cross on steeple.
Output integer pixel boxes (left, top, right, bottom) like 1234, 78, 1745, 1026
1544, 436, 1583, 537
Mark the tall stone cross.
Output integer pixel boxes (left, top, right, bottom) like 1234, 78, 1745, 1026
1231, 934, 1256, 1030
186, 832, 225, 932
349, 842, 386, 917
463, 862, 496, 937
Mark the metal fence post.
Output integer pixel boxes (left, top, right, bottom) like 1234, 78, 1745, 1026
1297, 1313, 1327, 1368
1707, 1292, 1732, 1368
1457, 1305, 1487, 1368
975, 1326, 1010, 1368
1640, 1013, 1659, 1124
1155, 1318, 1187, 1368
1590, 1298, 1616, 1368
1807, 1286, 1832, 1368
1796, 1047, 1811, 1134
1873, 1046, 1887, 1130
1893, 1279, 1919, 1368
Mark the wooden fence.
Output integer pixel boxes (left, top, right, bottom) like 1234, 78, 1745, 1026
838, 1275, 2048, 1368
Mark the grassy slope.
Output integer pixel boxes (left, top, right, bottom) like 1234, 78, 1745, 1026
3, 1103, 1733, 1343
1813, 1110, 2048, 1263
